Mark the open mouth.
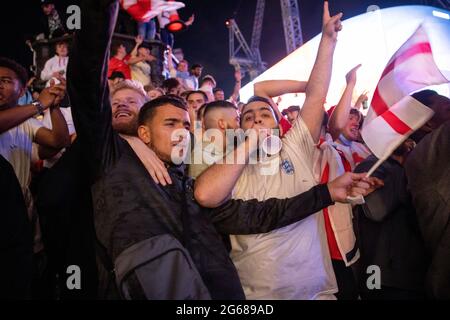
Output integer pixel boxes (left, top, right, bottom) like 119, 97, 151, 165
114, 110, 132, 119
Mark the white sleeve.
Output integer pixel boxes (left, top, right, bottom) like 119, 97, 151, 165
24, 117, 44, 141
40, 58, 54, 81
282, 116, 317, 165
61, 108, 76, 135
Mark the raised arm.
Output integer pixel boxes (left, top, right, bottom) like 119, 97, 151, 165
253, 80, 308, 99
127, 35, 145, 65
67, 0, 120, 177
0, 83, 62, 134
229, 69, 242, 103
328, 64, 361, 141
300, 1, 342, 143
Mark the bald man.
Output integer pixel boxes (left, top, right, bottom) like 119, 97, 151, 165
188, 100, 241, 179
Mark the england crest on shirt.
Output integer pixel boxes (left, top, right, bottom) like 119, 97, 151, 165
281, 159, 295, 175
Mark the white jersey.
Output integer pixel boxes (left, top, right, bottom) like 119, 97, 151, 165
230, 117, 337, 300
0, 117, 42, 189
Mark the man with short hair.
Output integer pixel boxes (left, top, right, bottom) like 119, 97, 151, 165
69, 0, 371, 300
187, 63, 203, 90
409, 89, 450, 143
0, 56, 70, 191
162, 77, 183, 96
188, 100, 239, 179
213, 88, 225, 101
186, 90, 208, 129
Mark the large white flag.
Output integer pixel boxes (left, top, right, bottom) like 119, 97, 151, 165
362, 25, 448, 161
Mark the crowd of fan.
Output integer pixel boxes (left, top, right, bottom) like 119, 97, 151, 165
1, 0, 450, 300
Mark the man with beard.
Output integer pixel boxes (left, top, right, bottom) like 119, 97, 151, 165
68, 0, 373, 299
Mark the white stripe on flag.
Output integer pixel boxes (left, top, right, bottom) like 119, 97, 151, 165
361, 96, 434, 159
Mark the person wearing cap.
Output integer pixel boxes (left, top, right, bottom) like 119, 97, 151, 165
130, 42, 156, 87
282, 105, 300, 124
38, 0, 67, 39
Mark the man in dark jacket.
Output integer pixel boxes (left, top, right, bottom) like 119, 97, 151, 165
405, 120, 450, 299
0, 155, 33, 299
354, 140, 429, 299
68, 0, 371, 300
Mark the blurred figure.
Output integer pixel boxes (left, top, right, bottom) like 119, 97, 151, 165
41, 40, 69, 86
282, 105, 300, 124
37, 0, 66, 39
108, 71, 125, 91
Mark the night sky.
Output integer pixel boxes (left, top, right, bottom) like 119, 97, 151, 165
0, 0, 434, 94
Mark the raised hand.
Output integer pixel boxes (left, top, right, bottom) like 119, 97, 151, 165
346, 64, 362, 86
322, 1, 343, 41
135, 34, 144, 45
355, 91, 369, 110
186, 14, 195, 26
327, 172, 382, 203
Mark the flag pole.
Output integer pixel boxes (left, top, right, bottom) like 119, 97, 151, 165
346, 157, 386, 205
365, 157, 386, 177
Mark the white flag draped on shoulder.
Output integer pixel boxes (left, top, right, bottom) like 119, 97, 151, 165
361, 25, 449, 162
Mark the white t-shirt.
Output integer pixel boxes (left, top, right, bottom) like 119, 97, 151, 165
131, 61, 151, 87
230, 117, 338, 300
40, 55, 69, 85
0, 118, 43, 189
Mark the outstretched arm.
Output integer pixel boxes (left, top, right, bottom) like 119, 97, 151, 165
328, 64, 361, 140
211, 172, 374, 234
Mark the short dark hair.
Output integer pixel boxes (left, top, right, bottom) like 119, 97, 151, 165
213, 87, 224, 94
242, 95, 279, 122
203, 100, 237, 119
162, 78, 180, 93
186, 90, 208, 102
0, 57, 28, 87
138, 95, 188, 125
191, 63, 202, 70
411, 89, 438, 107
111, 43, 125, 56
108, 71, 125, 80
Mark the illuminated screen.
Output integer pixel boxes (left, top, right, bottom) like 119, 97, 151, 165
240, 5, 450, 113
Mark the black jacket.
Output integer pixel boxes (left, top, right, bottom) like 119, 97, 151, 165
0, 155, 33, 299
354, 155, 429, 293
68, 0, 334, 300
405, 120, 450, 299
